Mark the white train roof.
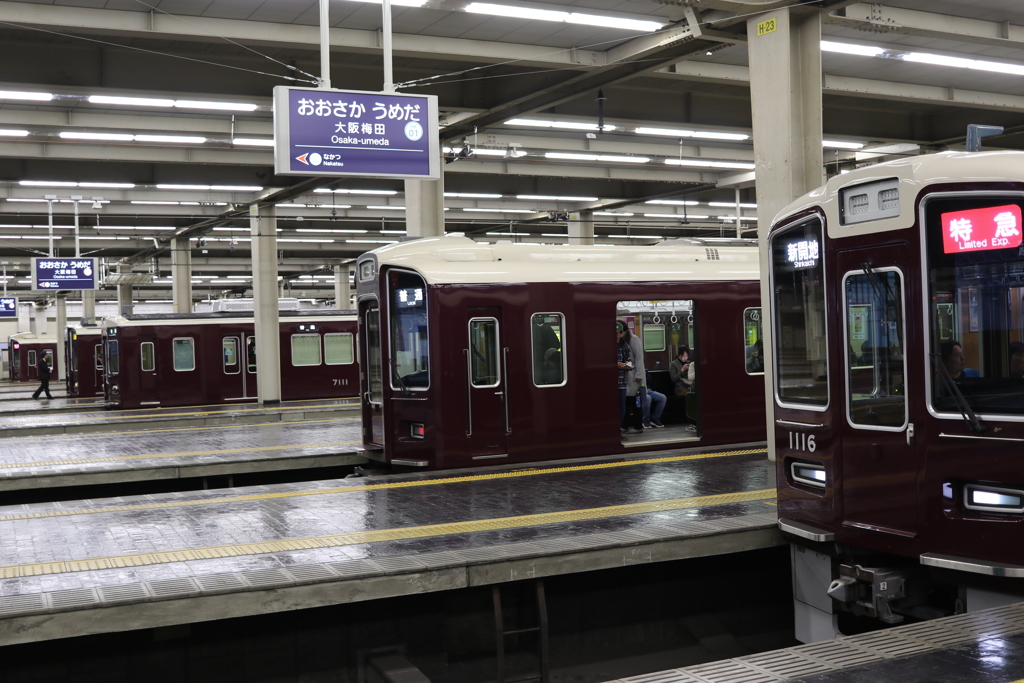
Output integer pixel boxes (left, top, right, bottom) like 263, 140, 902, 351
9, 332, 57, 343
101, 310, 356, 329
773, 150, 1024, 239
365, 234, 760, 285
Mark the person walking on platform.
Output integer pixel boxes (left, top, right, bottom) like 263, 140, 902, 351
32, 349, 54, 400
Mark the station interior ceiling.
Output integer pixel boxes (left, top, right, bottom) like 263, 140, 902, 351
1, 0, 1023, 301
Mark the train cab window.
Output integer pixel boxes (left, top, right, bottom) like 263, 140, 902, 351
744, 308, 764, 375
324, 333, 354, 365
388, 270, 429, 390
28, 349, 36, 367
95, 344, 103, 370
532, 313, 564, 387
222, 338, 240, 374
291, 334, 322, 366
770, 218, 828, 408
106, 340, 119, 374
140, 342, 156, 373
925, 195, 1024, 416
469, 318, 500, 387
844, 269, 907, 429
172, 338, 195, 372
366, 308, 384, 403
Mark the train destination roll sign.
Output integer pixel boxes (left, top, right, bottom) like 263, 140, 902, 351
32, 258, 98, 290
273, 87, 439, 179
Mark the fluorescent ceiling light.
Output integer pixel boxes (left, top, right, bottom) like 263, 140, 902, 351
820, 41, 885, 57
88, 95, 174, 107
367, 205, 405, 210
635, 126, 749, 141
381, 230, 406, 234
155, 184, 261, 192
465, 208, 536, 213
175, 100, 258, 112
708, 202, 757, 208
719, 216, 759, 221
647, 199, 698, 206
346, 239, 399, 244
486, 231, 532, 236
311, 203, 352, 209
348, 0, 429, 6
233, 138, 275, 147
594, 211, 634, 216
473, 148, 510, 156
0, 129, 29, 137
644, 213, 710, 218
823, 139, 865, 150
610, 234, 662, 239
0, 90, 53, 101
20, 180, 77, 187
505, 118, 615, 132
568, 13, 662, 32
465, 3, 660, 31
60, 131, 134, 141
445, 192, 502, 199
135, 134, 207, 144
6, 198, 47, 202
314, 188, 398, 195
157, 184, 208, 190
517, 194, 598, 202
665, 159, 756, 170
544, 152, 649, 163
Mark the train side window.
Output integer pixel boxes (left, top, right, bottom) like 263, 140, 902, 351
28, 349, 36, 366
95, 344, 103, 370
843, 269, 907, 429
469, 318, 500, 387
324, 333, 354, 365
246, 337, 257, 373
769, 218, 829, 408
291, 334, 322, 366
223, 337, 240, 374
106, 340, 119, 374
744, 308, 764, 375
172, 338, 195, 372
531, 313, 565, 387
140, 342, 156, 372
643, 324, 666, 352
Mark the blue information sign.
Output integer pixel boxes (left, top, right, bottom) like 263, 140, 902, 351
32, 258, 98, 291
0, 297, 15, 318
273, 86, 439, 179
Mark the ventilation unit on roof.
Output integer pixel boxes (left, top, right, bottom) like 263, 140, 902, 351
705, 248, 720, 261
840, 177, 901, 226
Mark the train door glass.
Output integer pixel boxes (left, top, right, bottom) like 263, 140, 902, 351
836, 246, 917, 536
466, 310, 508, 459
364, 304, 385, 447
139, 335, 159, 401
93, 343, 103, 395
222, 336, 247, 400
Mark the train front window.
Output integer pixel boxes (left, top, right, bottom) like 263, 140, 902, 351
366, 308, 383, 403
925, 194, 1024, 417
770, 218, 828, 408
388, 270, 429, 390
469, 318, 500, 387
844, 269, 906, 429
106, 340, 119, 375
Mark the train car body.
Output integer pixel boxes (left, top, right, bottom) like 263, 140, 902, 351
102, 310, 359, 408
65, 324, 104, 397
766, 150, 1024, 640
7, 332, 57, 382
356, 234, 765, 470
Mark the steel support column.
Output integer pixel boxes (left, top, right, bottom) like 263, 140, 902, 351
55, 295, 66, 382
405, 167, 444, 238
171, 237, 193, 314
569, 210, 595, 245
250, 204, 281, 405
334, 265, 351, 310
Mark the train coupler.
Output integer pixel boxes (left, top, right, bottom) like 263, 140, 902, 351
827, 564, 910, 624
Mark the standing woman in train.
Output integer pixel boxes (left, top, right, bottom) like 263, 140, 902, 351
621, 322, 646, 434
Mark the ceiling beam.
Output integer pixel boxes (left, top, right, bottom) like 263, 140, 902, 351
828, 3, 1024, 49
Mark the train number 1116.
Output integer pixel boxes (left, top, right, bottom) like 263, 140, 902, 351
787, 431, 816, 453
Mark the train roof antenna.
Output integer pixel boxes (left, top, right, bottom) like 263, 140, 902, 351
966, 124, 1003, 152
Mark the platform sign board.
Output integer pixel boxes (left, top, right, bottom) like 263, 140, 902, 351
0, 297, 16, 318
32, 257, 98, 291
273, 86, 439, 179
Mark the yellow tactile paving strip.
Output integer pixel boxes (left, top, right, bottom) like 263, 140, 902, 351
0, 416, 358, 442
0, 447, 766, 522
0, 488, 775, 579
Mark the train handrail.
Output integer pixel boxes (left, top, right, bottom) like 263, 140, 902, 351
776, 419, 825, 429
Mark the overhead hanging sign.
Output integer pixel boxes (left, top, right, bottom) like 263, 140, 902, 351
942, 204, 1023, 254
273, 86, 439, 179
0, 297, 16, 318
32, 257, 98, 291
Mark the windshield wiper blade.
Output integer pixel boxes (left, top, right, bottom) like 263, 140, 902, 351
932, 351, 986, 433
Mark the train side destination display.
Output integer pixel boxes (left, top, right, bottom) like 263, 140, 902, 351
32, 257, 98, 290
0, 297, 16, 318
273, 86, 439, 179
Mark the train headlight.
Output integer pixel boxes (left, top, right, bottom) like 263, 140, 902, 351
963, 484, 1024, 514
791, 461, 826, 488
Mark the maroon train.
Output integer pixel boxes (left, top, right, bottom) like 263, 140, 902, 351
101, 310, 359, 408
768, 149, 1024, 640
7, 332, 57, 383
355, 234, 766, 470
66, 324, 104, 397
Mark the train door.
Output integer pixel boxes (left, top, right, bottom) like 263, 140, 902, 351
836, 245, 919, 538
221, 334, 246, 400
244, 334, 259, 397
362, 300, 385, 448
138, 334, 160, 404
66, 332, 78, 395
93, 343, 104, 394
465, 308, 508, 459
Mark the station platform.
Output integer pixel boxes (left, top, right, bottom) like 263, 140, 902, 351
0, 445, 778, 646
0, 397, 359, 438
0, 415, 366, 491
609, 602, 1024, 683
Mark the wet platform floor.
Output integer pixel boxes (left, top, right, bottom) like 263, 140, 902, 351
0, 445, 779, 645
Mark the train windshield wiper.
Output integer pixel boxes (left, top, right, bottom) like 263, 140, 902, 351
932, 351, 986, 434
390, 356, 411, 396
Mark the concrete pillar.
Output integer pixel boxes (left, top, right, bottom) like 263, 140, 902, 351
55, 296, 66, 381
334, 265, 351, 310
747, 8, 823, 465
569, 210, 596, 245
250, 203, 281, 404
82, 290, 96, 321
30, 304, 41, 334
171, 237, 193, 314
404, 172, 444, 238
117, 283, 133, 315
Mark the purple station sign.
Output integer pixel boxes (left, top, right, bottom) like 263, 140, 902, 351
273, 86, 439, 179
31, 257, 98, 291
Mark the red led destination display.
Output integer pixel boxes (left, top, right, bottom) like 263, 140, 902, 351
942, 204, 1022, 254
